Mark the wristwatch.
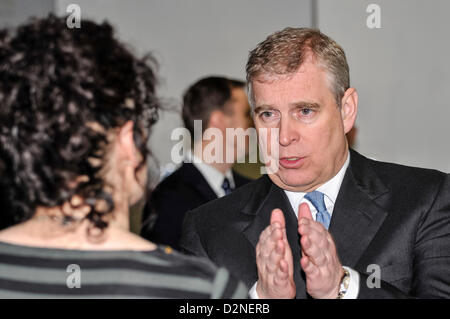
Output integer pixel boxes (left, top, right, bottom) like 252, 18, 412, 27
337, 268, 350, 299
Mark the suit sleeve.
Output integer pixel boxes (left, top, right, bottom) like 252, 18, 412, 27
179, 209, 210, 258
410, 173, 450, 298
140, 200, 157, 241
358, 174, 450, 299
141, 185, 189, 249
141, 184, 165, 241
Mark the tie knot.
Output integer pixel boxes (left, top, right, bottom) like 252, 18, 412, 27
221, 177, 233, 195
303, 190, 330, 229
304, 191, 327, 213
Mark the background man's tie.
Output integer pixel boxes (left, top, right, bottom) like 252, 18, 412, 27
221, 177, 233, 195
304, 191, 331, 230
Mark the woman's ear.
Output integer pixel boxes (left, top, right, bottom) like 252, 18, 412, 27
118, 121, 137, 165
340, 87, 358, 134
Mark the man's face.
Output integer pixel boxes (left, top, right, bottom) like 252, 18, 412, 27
252, 59, 353, 192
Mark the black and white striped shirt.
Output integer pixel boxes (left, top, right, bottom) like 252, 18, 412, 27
0, 241, 248, 298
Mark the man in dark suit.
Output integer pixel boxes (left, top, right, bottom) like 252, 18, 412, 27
180, 28, 450, 298
141, 162, 250, 250
141, 77, 252, 250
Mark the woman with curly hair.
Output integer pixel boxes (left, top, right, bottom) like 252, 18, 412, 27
0, 15, 247, 298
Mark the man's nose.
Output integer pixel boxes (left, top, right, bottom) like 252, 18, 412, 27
279, 118, 299, 146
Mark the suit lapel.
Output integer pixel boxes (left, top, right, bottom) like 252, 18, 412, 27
181, 163, 218, 202
329, 150, 390, 268
242, 178, 307, 298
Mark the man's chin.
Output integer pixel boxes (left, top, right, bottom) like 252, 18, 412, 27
268, 172, 315, 193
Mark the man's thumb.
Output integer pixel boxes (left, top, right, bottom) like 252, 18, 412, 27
270, 208, 286, 228
298, 202, 313, 222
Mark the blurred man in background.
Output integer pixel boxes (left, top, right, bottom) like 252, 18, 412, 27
141, 76, 252, 250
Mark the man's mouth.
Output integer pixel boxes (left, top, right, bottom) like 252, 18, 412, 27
279, 156, 306, 169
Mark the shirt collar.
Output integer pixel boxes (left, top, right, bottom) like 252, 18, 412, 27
185, 150, 235, 197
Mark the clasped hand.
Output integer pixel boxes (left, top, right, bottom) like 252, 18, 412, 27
255, 203, 344, 299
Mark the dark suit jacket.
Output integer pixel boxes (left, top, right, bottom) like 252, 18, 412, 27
141, 162, 251, 250
180, 149, 450, 298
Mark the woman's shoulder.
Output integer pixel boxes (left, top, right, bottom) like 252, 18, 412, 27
0, 240, 248, 298
151, 246, 248, 298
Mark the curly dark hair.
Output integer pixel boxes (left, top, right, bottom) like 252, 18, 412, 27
0, 15, 159, 231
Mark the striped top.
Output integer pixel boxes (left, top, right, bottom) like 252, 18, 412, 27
0, 241, 248, 298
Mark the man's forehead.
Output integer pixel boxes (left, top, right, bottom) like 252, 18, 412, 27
231, 86, 247, 97
230, 88, 249, 102
251, 56, 323, 83
251, 66, 331, 105
252, 73, 295, 87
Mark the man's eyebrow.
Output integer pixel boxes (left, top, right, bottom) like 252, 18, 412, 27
253, 105, 275, 114
290, 101, 321, 109
253, 102, 320, 114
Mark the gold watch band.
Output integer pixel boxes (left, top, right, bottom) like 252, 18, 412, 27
337, 268, 351, 299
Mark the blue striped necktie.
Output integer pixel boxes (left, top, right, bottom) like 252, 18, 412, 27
304, 191, 331, 230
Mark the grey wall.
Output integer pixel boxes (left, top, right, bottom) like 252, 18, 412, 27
55, 0, 313, 175
317, 0, 450, 173
0, 0, 55, 28
3, 0, 447, 173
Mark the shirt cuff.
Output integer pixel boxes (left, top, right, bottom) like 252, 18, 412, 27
249, 281, 259, 299
341, 266, 360, 299
249, 267, 359, 299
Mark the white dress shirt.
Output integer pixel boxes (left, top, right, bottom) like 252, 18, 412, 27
249, 152, 360, 299
186, 151, 235, 198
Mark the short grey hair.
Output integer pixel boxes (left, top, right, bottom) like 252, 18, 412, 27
246, 27, 350, 108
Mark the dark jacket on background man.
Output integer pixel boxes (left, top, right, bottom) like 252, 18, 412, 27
141, 162, 251, 250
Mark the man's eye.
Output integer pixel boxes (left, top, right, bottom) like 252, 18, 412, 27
259, 111, 277, 120
258, 111, 279, 123
300, 108, 314, 116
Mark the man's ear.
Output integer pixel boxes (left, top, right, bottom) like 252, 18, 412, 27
340, 87, 358, 134
118, 120, 137, 165
208, 110, 226, 132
